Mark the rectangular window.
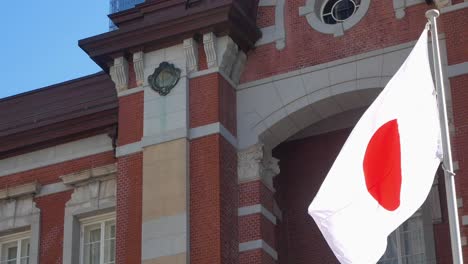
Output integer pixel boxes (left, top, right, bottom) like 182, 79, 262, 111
80, 214, 115, 264
0, 232, 30, 264
378, 210, 426, 264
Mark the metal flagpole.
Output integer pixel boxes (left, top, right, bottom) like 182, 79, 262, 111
426, 9, 464, 264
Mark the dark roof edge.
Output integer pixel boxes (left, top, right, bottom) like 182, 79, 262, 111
0, 72, 108, 103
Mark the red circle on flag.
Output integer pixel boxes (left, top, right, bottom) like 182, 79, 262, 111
363, 119, 402, 211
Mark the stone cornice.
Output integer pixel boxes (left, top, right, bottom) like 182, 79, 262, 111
79, 0, 261, 72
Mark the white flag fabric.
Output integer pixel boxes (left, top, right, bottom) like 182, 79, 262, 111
308, 29, 442, 264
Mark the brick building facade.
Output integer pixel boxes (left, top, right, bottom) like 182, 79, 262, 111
0, 0, 467, 263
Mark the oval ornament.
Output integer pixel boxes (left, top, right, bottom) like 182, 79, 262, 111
148, 62, 181, 96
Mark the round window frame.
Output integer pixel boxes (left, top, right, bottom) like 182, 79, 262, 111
299, 0, 370, 37
320, 0, 360, 24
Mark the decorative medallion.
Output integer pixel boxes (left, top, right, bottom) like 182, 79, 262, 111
148, 62, 181, 96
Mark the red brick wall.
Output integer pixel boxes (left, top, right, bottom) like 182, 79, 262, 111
273, 129, 350, 264
189, 73, 237, 135
257, 7, 276, 28
242, 2, 458, 83
35, 191, 73, 264
239, 214, 276, 247
190, 132, 238, 264
127, 56, 138, 89
219, 77, 237, 136
441, 8, 468, 66
0, 151, 115, 189
238, 180, 277, 264
433, 170, 454, 264
190, 74, 221, 128
239, 181, 275, 212
451, 74, 468, 260
116, 153, 142, 264
190, 135, 222, 264
239, 249, 276, 264
189, 70, 239, 264
117, 92, 143, 146
220, 137, 239, 264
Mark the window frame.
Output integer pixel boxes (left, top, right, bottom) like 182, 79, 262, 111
0, 231, 31, 264
79, 213, 116, 264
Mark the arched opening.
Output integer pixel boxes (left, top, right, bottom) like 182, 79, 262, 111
269, 109, 447, 263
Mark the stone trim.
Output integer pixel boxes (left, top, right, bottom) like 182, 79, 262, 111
60, 164, 117, 186
110, 56, 129, 92
274, 0, 286, 50
238, 204, 277, 225
448, 62, 468, 78
0, 134, 113, 178
35, 182, 72, 198
441, 2, 468, 13
188, 67, 238, 90
142, 128, 188, 149
259, 0, 276, 6
117, 86, 144, 97
188, 67, 220, 79
239, 239, 278, 260
189, 122, 238, 148
116, 141, 144, 158
117, 122, 237, 157
256, 0, 286, 50
392, 0, 425, 19
462, 215, 468, 226
0, 182, 40, 200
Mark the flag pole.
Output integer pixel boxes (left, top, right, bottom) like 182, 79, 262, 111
425, 9, 464, 264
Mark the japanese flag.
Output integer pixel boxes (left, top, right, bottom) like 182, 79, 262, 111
308, 29, 442, 263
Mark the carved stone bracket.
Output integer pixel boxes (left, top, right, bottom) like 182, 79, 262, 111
184, 38, 199, 73
238, 144, 280, 191
133, 51, 145, 86
231, 51, 247, 84
201, 33, 248, 85
110, 56, 129, 92
203, 32, 218, 68
220, 38, 239, 78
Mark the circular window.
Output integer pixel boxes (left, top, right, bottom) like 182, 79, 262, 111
322, 0, 360, 24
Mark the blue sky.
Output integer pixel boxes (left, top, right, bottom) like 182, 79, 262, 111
0, 1, 109, 99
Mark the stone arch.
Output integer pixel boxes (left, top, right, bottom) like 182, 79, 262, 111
236, 41, 421, 152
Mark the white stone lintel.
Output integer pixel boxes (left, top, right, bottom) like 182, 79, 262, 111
239, 239, 278, 260
61, 163, 117, 186
0, 182, 41, 200
238, 204, 277, 225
